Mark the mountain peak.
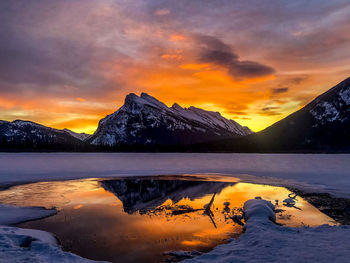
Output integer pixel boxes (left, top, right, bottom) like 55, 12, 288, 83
124, 93, 139, 103
123, 92, 168, 111
89, 93, 252, 146
171, 103, 183, 111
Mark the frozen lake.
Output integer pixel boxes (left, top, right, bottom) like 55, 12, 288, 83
1, 153, 350, 197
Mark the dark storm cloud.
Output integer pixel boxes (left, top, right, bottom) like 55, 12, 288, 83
194, 35, 275, 79
272, 88, 289, 94
262, 106, 279, 111
260, 106, 282, 116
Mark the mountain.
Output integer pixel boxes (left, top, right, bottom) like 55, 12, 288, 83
0, 120, 84, 150
256, 76, 350, 151
199, 77, 350, 152
2, 77, 350, 152
87, 93, 252, 147
62, 128, 90, 141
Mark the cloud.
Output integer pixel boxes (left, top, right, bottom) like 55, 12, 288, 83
0, 0, 349, 133
259, 106, 282, 116
272, 87, 289, 94
154, 8, 170, 16
0, 0, 129, 102
262, 106, 279, 111
169, 34, 186, 41
193, 34, 275, 79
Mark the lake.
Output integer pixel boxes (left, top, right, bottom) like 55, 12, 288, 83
0, 174, 336, 262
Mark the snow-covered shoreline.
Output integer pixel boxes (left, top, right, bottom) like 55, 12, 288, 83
0, 205, 105, 263
0, 192, 349, 263
184, 198, 350, 263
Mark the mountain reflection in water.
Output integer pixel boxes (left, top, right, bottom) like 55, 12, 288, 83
101, 178, 234, 214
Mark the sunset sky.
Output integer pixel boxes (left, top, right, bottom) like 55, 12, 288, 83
1, 0, 350, 133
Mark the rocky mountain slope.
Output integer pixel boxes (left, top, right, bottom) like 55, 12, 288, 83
87, 93, 252, 146
62, 128, 90, 141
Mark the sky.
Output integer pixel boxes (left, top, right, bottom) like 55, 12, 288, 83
1, 0, 350, 133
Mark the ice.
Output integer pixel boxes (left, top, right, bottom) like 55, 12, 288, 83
1, 153, 350, 197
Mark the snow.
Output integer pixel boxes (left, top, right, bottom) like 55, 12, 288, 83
339, 88, 350, 105
243, 198, 276, 223
0, 205, 56, 225
140, 92, 169, 110
184, 198, 350, 263
91, 93, 251, 146
171, 104, 252, 135
0, 225, 103, 263
310, 101, 339, 123
0, 205, 103, 262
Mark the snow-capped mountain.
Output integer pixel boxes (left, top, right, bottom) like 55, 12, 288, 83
254, 76, 350, 151
0, 120, 83, 150
87, 93, 252, 146
62, 128, 90, 141
306, 78, 350, 125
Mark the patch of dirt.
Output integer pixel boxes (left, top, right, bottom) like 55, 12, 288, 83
289, 188, 350, 225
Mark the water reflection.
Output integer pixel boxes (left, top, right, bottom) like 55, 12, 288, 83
101, 178, 233, 214
0, 175, 337, 263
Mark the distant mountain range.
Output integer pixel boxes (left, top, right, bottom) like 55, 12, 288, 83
1, 77, 350, 152
0, 120, 85, 151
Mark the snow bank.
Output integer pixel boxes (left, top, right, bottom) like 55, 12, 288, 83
0, 205, 105, 262
0, 204, 56, 225
0, 225, 104, 263
184, 198, 350, 263
243, 197, 276, 223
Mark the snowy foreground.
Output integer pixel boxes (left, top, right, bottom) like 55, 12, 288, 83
184, 198, 350, 263
1, 198, 349, 263
0, 205, 104, 263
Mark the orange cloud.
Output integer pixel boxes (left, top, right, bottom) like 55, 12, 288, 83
169, 34, 186, 41
180, 63, 210, 70
161, 50, 183, 61
76, 97, 86, 102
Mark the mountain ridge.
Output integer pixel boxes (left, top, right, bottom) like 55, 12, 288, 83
0, 120, 85, 150
87, 93, 252, 146
1, 76, 350, 152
